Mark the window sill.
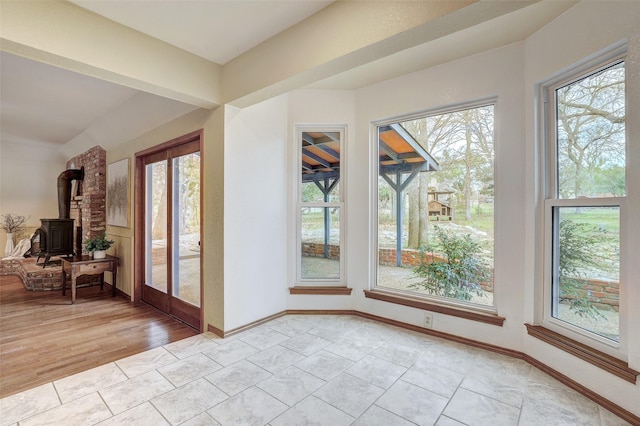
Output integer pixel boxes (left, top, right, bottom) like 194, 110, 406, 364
364, 289, 505, 326
525, 324, 638, 384
289, 286, 353, 295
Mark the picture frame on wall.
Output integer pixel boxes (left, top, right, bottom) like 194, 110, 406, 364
107, 158, 129, 227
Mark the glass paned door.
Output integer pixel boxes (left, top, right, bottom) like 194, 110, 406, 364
145, 160, 168, 296
172, 152, 201, 307
140, 137, 201, 330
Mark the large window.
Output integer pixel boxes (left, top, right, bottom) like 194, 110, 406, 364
542, 50, 625, 352
296, 127, 345, 285
375, 103, 495, 309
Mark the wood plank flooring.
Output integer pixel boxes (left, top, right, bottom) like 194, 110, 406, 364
0, 274, 198, 398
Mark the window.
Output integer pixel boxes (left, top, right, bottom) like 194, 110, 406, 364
542, 49, 625, 354
296, 126, 345, 286
375, 103, 495, 310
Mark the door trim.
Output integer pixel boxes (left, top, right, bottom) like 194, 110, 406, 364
134, 129, 204, 331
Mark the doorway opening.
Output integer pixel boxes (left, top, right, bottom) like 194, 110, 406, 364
134, 130, 203, 330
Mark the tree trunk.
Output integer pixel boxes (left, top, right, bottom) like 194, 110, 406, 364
407, 183, 419, 249
418, 173, 430, 247
464, 125, 473, 221
152, 179, 167, 241
390, 189, 397, 221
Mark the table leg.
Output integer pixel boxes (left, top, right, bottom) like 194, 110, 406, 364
71, 275, 77, 304
62, 265, 67, 296
112, 265, 117, 297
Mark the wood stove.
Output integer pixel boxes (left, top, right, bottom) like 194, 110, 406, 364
34, 219, 75, 265
32, 167, 84, 267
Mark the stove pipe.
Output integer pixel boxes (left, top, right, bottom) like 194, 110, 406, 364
57, 167, 84, 219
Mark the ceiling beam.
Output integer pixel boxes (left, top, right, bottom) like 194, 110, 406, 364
222, 0, 541, 107
0, 0, 221, 109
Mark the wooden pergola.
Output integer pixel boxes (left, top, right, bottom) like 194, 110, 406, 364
300, 125, 440, 266
378, 123, 440, 266
301, 131, 341, 258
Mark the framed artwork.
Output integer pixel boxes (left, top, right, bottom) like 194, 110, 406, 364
107, 158, 129, 227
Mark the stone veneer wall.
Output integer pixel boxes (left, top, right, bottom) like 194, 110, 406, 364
67, 146, 107, 252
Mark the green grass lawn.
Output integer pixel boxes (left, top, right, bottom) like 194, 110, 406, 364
451, 202, 494, 234
559, 206, 620, 233
388, 203, 619, 237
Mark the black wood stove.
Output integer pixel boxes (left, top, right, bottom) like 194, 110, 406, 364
32, 167, 84, 267
34, 219, 75, 265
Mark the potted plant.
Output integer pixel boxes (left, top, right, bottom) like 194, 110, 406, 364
84, 233, 114, 259
1, 213, 27, 256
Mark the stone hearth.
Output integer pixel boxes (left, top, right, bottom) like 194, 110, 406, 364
1, 257, 102, 291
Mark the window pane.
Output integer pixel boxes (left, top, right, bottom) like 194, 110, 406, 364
555, 62, 625, 199
552, 206, 620, 342
377, 106, 494, 307
301, 131, 340, 203
301, 207, 340, 279
145, 161, 167, 293
172, 153, 201, 307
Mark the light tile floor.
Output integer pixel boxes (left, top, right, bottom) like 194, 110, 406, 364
0, 315, 632, 426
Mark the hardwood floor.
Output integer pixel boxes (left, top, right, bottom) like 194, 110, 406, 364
0, 274, 198, 398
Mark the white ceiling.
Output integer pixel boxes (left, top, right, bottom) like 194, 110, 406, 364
0, 0, 335, 151
0, 0, 574, 153
70, 0, 334, 65
1, 51, 138, 146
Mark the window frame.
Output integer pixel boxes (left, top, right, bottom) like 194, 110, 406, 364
370, 99, 498, 316
539, 45, 628, 359
294, 125, 347, 287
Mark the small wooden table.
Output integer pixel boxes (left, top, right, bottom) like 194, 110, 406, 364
61, 255, 119, 304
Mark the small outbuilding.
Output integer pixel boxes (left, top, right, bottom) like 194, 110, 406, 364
427, 190, 453, 220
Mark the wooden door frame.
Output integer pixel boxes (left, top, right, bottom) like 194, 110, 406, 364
134, 129, 204, 331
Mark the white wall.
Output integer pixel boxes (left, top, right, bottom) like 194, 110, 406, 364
282, 3, 640, 415
286, 90, 357, 311
523, 1, 640, 415
0, 140, 66, 252
223, 95, 289, 330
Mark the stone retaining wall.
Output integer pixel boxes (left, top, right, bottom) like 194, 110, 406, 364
301, 243, 618, 309
563, 278, 620, 312
301, 242, 340, 260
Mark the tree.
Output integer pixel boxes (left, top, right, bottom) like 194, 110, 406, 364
557, 63, 625, 198
385, 105, 495, 255
151, 162, 167, 241
402, 112, 467, 248
402, 119, 438, 249
177, 153, 201, 234
407, 106, 494, 223
593, 165, 625, 197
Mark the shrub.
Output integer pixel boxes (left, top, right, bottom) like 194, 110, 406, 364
411, 226, 490, 301
558, 219, 614, 319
